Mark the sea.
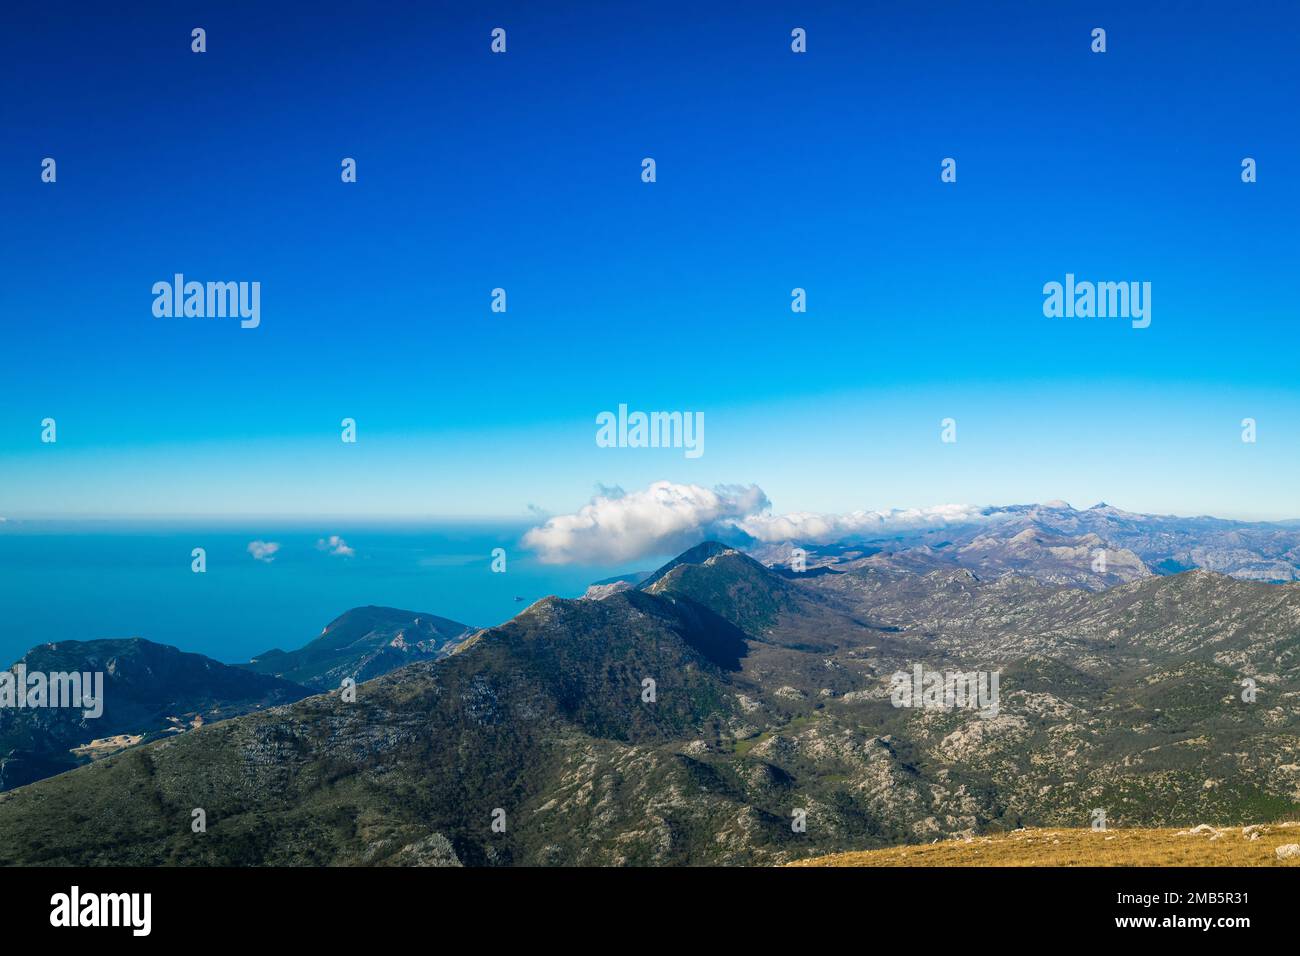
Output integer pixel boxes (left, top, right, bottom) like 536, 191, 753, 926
0, 520, 636, 668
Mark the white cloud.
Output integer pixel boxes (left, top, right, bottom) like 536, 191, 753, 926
734, 503, 987, 544
522, 480, 989, 564
316, 535, 355, 557
522, 481, 768, 564
247, 540, 281, 563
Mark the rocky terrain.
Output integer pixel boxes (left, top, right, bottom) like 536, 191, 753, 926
750, 501, 1300, 586
0, 606, 476, 792
582, 572, 650, 601
0, 639, 309, 791
1, 537, 1298, 866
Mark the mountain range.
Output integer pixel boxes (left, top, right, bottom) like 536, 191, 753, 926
0, 502, 1298, 864
0, 639, 308, 792
0, 606, 476, 792
745, 501, 1300, 586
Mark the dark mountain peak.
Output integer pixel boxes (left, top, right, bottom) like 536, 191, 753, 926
488, 587, 747, 671
23, 635, 151, 661
16, 638, 293, 689
635, 542, 808, 638
641, 544, 776, 594
636, 540, 737, 591
242, 605, 474, 691
675, 539, 734, 561
320, 604, 469, 637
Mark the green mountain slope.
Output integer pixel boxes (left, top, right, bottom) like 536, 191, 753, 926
0, 583, 753, 865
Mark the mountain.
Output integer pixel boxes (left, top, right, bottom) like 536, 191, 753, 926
2, 540, 1300, 865
0, 559, 755, 865
637, 540, 734, 590
240, 605, 476, 691
0, 606, 477, 793
582, 571, 651, 600
1004, 502, 1300, 581
756, 501, 1300, 586
638, 544, 806, 634
0, 639, 310, 792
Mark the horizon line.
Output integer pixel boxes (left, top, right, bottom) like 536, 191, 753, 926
3, 502, 1300, 527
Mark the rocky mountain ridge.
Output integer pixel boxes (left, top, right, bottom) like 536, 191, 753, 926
1, 539, 1297, 865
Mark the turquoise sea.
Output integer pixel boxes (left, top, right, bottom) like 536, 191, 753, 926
0, 521, 636, 667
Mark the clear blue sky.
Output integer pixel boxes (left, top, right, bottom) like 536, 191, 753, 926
2, 1, 1297, 521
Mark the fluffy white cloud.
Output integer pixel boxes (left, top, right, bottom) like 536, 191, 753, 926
734, 503, 987, 544
522, 481, 769, 564
247, 540, 281, 563
522, 481, 988, 564
316, 535, 355, 557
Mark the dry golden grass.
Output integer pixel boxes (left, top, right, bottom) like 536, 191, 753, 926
789, 823, 1300, 867
68, 733, 145, 760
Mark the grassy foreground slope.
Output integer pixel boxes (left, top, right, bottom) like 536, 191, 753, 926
789, 823, 1300, 866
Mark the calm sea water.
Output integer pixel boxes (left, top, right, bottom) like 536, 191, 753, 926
0, 521, 630, 667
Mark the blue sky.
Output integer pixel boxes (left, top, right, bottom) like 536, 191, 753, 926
2, 1, 1298, 523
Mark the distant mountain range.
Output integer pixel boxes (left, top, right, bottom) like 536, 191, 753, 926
745, 501, 1300, 586
2, 512, 1298, 865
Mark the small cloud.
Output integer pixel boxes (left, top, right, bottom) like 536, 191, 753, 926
316, 535, 355, 557
247, 540, 281, 563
